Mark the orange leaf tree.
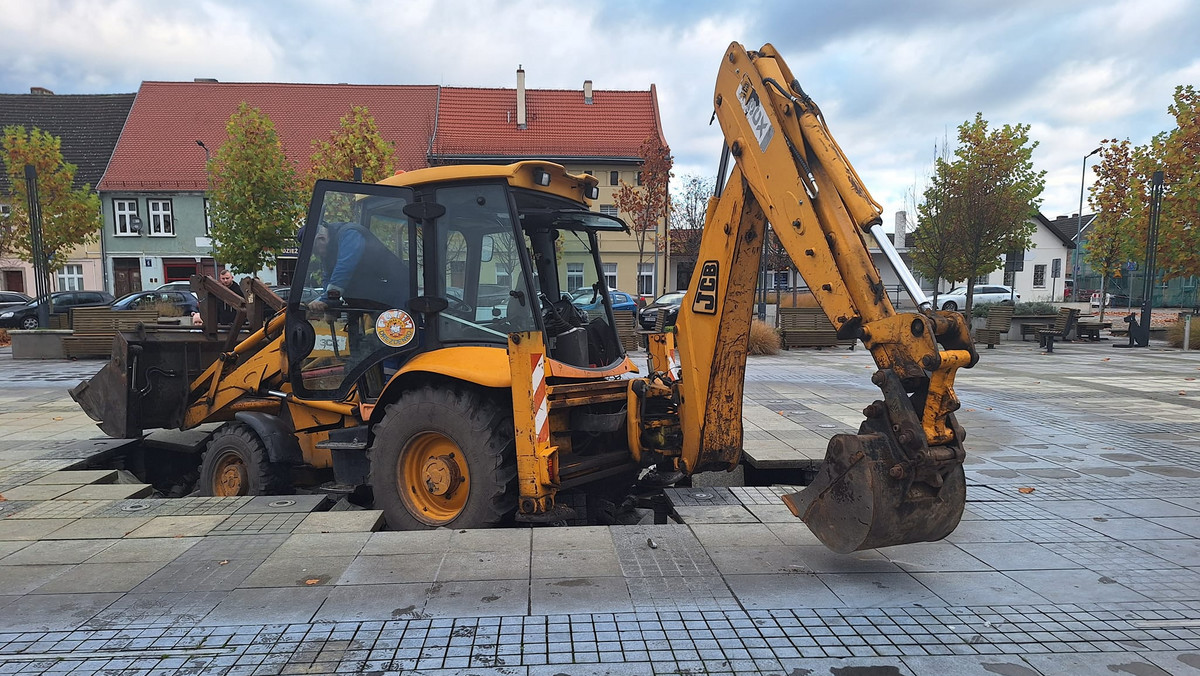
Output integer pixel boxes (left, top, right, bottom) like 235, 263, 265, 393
308, 106, 396, 185
612, 135, 672, 296
0, 126, 100, 268
1086, 139, 1143, 320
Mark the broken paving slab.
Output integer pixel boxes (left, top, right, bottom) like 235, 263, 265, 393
57, 483, 153, 501
27, 469, 118, 485
291, 510, 385, 534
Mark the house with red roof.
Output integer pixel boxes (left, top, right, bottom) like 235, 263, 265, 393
0, 89, 135, 295
97, 72, 666, 296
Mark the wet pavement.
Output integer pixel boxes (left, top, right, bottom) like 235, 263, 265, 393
1, 338, 1199, 675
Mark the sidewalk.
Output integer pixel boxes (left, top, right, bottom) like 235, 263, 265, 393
0, 339, 1198, 675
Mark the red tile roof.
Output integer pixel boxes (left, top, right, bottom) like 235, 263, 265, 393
430, 86, 663, 162
100, 82, 439, 191
99, 81, 664, 191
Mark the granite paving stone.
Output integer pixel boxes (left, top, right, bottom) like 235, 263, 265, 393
0, 538, 117, 565
26, 470, 118, 485
311, 583, 431, 623
57, 483, 153, 501
437, 549, 531, 581
238, 555, 356, 588
423, 579, 529, 618
124, 515, 229, 538
0, 592, 124, 632
0, 564, 74, 594
360, 529, 453, 555
0, 484, 79, 501
911, 572, 1051, 606
33, 560, 167, 594
41, 516, 151, 540
199, 587, 330, 625
291, 510, 385, 534
84, 536, 203, 563
531, 577, 633, 615
336, 552, 444, 585
0, 518, 80, 541
1004, 569, 1151, 604
531, 548, 623, 578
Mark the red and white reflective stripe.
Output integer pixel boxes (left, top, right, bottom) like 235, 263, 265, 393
531, 353, 550, 444
665, 348, 681, 381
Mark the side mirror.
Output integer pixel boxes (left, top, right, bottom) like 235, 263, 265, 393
481, 235, 494, 262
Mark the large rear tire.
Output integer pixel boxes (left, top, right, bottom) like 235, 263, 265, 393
198, 422, 289, 496
370, 385, 517, 530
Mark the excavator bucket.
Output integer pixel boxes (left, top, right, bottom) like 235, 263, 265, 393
782, 428, 966, 553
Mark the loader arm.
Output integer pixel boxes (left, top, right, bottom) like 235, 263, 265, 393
668, 42, 978, 552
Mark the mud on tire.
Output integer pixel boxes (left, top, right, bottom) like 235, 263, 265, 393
198, 422, 290, 496
369, 385, 517, 530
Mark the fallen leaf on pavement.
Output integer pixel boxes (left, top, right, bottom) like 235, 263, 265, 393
305, 578, 320, 586
1102, 358, 1110, 361
219, 560, 229, 565
52, 417, 63, 421
1017, 487, 1035, 494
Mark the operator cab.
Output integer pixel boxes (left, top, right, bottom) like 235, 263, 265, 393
285, 163, 632, 402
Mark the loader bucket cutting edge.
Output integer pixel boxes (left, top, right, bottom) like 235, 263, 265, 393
782, 432, 965, 553
69, 353, 136, 439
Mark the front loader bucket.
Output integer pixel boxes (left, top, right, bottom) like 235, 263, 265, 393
70, 331, 224, 439
782, 431, 965, 553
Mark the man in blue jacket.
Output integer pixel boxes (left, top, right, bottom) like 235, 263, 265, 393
308, 222, 408, 313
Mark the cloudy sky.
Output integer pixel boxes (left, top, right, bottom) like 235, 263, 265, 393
3, 0, 1197, 232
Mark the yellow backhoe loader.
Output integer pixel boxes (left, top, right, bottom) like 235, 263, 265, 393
72, 42, 977, 552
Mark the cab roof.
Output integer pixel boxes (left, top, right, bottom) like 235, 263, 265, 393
376, 161, 597, 207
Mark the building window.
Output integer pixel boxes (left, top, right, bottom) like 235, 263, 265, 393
203, 198, 211, 236
973, 274, 989, 285
584, 170, 593, 176
638, 263, 654, 296
599, 204, 618, 218
1033, 264, 1046, 288
636, 171, 643, 186
1003, 270, 1015, 287
148, 199, 174, 236
57, 264, 84, 291
610, 171, 619, 186
602, 262, 617, 290
566, 263, 584, 292
114, 199, 139, 236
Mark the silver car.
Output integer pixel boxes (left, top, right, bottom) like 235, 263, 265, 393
937, 285, 1018, 311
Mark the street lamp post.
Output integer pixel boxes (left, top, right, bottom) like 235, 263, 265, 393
1074, 146, 1102, 301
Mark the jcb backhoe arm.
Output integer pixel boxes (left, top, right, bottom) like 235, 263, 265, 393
667, 42, 978, 552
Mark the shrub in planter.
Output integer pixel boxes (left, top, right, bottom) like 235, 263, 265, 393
748, 319, 781, 355
1167, 319, 1200, 349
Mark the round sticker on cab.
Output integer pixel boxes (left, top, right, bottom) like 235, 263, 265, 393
375, 309, 416, 348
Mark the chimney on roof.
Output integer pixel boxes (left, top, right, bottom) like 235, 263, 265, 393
1072, 213, 1079, 218
583, 80, 593, 104
894, 211, 907, 249
516, 65, 527, 130
29, 87, 53, 95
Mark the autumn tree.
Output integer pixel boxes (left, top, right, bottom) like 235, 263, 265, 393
0, 126, 100, 270
669, 174, 713, 287
910, 139, 958, 305
1086, 139, 1143, 320
308, 105, 396, 185
612, 135, 673, 296
926, 113, 1045, 316
207, 103, 305, 276
1154, 85, 1200, 279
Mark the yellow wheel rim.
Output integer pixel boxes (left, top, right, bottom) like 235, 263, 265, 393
399, 432, 470, 526
213, 451, 249, 497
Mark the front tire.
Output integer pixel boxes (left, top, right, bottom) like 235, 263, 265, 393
198, 422, 289, 496
370, 384, 517, 530
941, 301, 958, 311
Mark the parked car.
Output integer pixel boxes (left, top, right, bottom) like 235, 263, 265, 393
271, 286, 324, 304
0, 290, 115, 330
156, 281, 195, 293
0, 291, 32, 312
1091, 292, 1132, 308
936, 285, 1018, 312
639, 291, 686, 330
111, 290, 199, 315
570, 288, 638, 313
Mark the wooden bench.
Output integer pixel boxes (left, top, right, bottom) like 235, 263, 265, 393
974, 304, 1015, 349
612, 309, 640, 352
62, 307, 159, 359
1036, 307, 1080, 353
1075, 319, 1112, 341
777, 307, 854, 349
